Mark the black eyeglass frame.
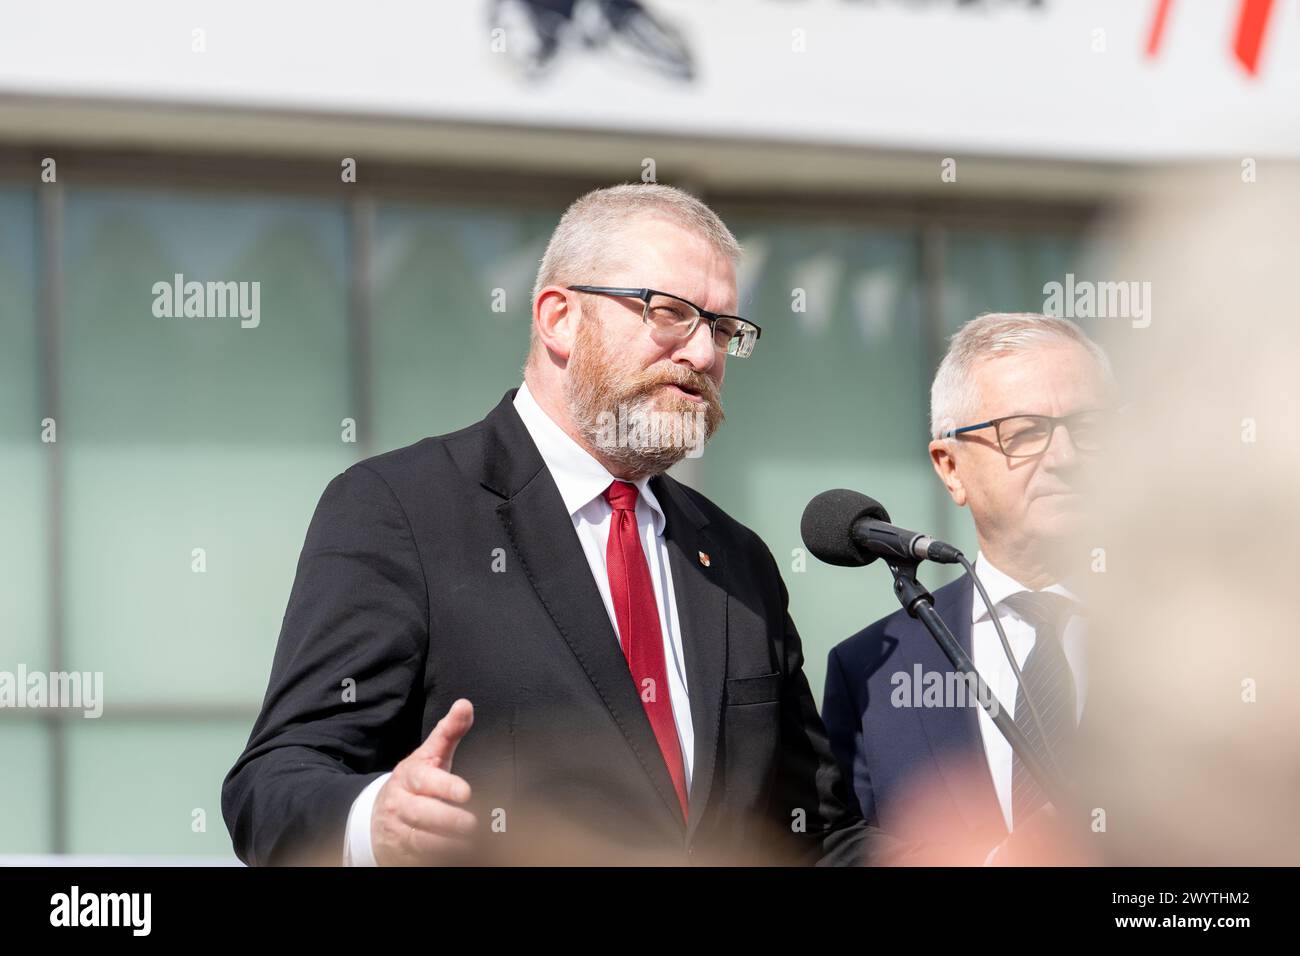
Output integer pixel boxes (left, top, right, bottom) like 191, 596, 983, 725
566, 285, 762, 357
940, 409, 1112, 459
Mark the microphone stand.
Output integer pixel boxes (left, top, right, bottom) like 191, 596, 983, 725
884, 558, 1074, 811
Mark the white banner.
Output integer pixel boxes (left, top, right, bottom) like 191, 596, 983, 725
1, 0, 1297, 160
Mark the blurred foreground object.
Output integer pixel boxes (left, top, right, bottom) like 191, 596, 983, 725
1076, 164, 1300, 865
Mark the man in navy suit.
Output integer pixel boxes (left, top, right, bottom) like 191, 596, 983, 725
823, 312, 1116, 860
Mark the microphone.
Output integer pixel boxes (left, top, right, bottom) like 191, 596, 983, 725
800, 488, 1071, 805
799, 489, 962, 567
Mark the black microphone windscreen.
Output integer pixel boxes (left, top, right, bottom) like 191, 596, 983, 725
799, 489, 891, 567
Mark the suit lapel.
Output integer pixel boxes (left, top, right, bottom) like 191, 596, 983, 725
651, 474, 727, 842
479, 391, 686, 831
910, 574, 1006, 835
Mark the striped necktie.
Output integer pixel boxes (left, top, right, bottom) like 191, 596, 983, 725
1002, 590, 1078, 828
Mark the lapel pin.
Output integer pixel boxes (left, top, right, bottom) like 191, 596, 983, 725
698, 551, 711, 567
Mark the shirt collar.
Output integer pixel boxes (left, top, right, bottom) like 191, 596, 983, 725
971, 551, 1079, 624
513, 381, 666, 536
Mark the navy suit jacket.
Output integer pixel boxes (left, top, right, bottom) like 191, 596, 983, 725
822, 573, 1008, 846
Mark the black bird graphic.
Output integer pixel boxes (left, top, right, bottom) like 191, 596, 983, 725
490, 0, 695, 81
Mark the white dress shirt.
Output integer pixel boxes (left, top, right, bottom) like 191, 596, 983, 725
970, 552, 1086, 832
342, 382, 694, 865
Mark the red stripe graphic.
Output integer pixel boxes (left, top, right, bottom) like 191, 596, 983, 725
1233, 0, 1275, 74
1146, 0, 1174, 56
1146, 0, 1278, 77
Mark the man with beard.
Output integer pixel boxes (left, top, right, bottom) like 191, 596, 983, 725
222, 183, 885, 867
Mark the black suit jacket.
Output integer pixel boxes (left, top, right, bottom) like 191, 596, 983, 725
222, 390, 881, 865
822, 574, 1008, 847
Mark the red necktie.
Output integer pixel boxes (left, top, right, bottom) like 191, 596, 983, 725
603, 480, 689, 821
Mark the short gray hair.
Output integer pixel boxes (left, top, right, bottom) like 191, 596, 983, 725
531, 183, 742, 304
930, 312, 1114, 439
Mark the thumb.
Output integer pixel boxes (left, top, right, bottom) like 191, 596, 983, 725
413, 698, 474, 769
